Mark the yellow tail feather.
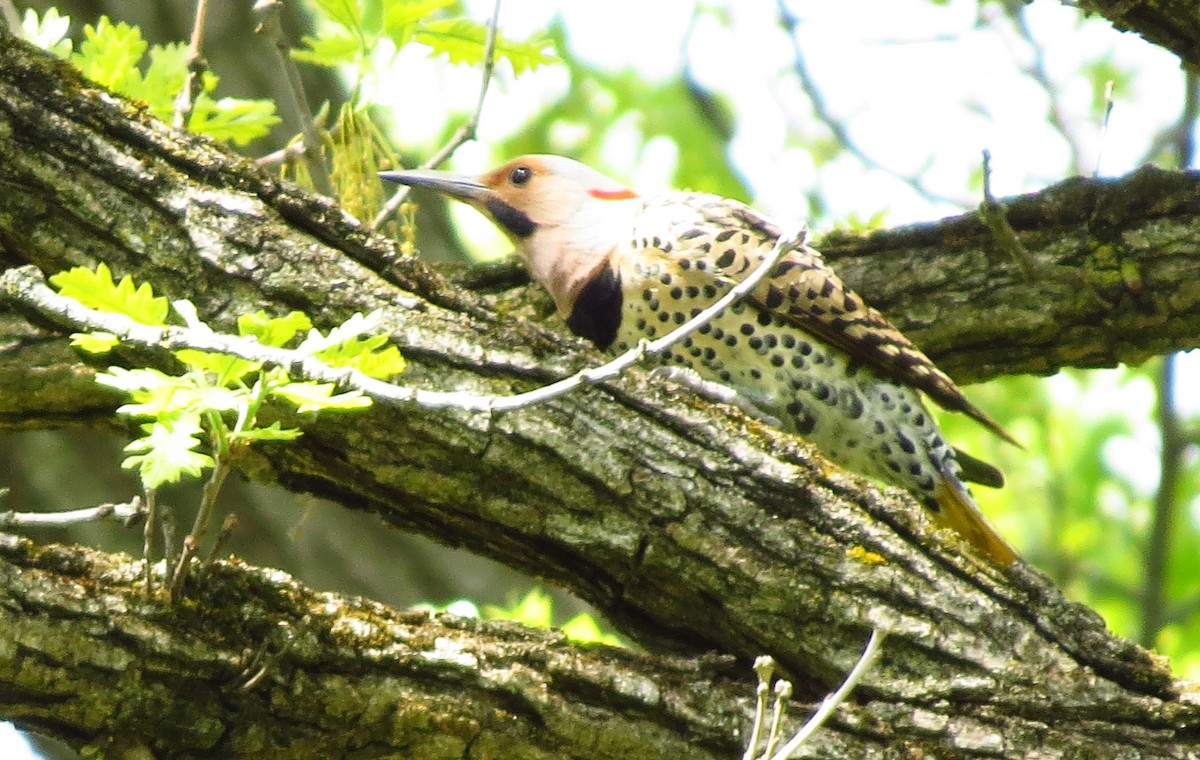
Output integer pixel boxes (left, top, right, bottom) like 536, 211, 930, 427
932, 479, 1018, 568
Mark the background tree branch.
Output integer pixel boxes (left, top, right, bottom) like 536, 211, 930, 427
3, 33, 1200, 758
1080, 0, 1200, 68
0, 534, 749, 759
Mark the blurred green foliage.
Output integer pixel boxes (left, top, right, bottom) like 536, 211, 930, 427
21, 9, 280, 145
941, 360, 1200, 679
293, 0, 557, 89
496, 22, 750, 199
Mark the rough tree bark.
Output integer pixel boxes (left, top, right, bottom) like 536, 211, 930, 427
1, 29, 1200, 760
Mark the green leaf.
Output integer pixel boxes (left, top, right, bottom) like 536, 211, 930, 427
292, 33, 363, 68
231, 421, 304, 443
50, 263, 170, 326
71, 17, 148, 92
95, 366, 176, 394
295, 310, 382, 353
174, 349, 262, 386
20, 8, 73, 57
70, 331, 120, 354
382, 0, 455, 48
122, 415, 214, 489
189, 95, 281, 146
273, 382, 372, 413
238, 310, 314, 348
415, 19, 558, 75
316, 334, 406, 379
135, 42, 190, 122
289, 310, 405, 378
561, 613, 622, 646
483, 588, 553, 628
97, 367, 243, 418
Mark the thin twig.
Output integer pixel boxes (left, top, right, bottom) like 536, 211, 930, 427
203, 513, 238, 569
979, 149, 1036, 279
1138, 81, 1197, 641
254, 0, 333, 196
159, 496, 178, 578
188, 450, 230, 547
1094, 80, 1114, 178
774, 0, 966, 208
997, 1, 1086, 175
0, 0, 21, 32
239, 621, 293, 690
166, 445, 233, 601
1141, 355, 1180, 646
762, 680, 791, 759
256, 139, 306, 169
143, 488, 158, 592
1, 225, 804, 416
256, 103, 331, 168
978, 150, 1098, 298
768, 629, 886, 760
170, 535, 197, 604
0, 498, 146, 529
742, 656, 777, 760
372, 0, 503, 229
173, 0, 210, 130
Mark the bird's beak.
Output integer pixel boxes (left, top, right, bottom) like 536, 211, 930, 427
379, 168, 493, 206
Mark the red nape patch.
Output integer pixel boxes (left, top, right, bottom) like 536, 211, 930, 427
589, 187, 638, 200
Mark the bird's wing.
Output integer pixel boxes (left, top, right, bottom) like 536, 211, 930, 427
680, 196, 1018, 447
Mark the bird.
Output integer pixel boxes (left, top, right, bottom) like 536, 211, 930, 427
380, 155, 1020, 567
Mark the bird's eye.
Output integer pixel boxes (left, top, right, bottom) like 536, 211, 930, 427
509, 165, 532, 186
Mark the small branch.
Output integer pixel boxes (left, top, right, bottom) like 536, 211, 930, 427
0, 497, 145, 529
1141, 357, 1180, 646
762, 680, 791, 759
254, 0, 333, 197
372, 0, 503, 229
143, 488, 158, 592
189, 449, 230, 547
742, 657, 777, 760
172, 0, 210, 130
997, 2, 1087, 176
651, 366, 782, 427
0, 226, 803, 416
767, 629, 886, 760
773, 0, 966, 207
0, 0, 20, 32
256, 104, 331, 169
1095, 80, 1115, 177
204, 514, 239, 568
169, 535, 197, 604
978, 150, 1099, 298
979, 148, 1037, 279
255, 139, 306, 169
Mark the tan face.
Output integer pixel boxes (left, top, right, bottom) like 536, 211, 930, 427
470, 156, 638, 239
380, 155, 641, 312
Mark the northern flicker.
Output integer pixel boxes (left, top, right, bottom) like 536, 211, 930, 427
381, 155, 1019, 567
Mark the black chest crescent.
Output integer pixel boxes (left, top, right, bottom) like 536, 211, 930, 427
566, 265, 624, 351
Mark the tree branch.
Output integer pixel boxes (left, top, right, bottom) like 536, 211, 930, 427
816, 165, 1200, 382
0, 534, 748, 759
1080, 0, 1200, 68
2, 33, 1200, 758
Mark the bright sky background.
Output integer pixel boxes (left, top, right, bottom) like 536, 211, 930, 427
385, 0, 1185, 218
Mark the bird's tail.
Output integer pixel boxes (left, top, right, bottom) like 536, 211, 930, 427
931, 477, 1018, 568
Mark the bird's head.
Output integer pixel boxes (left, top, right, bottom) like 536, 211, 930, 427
381, 155, 641, 314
